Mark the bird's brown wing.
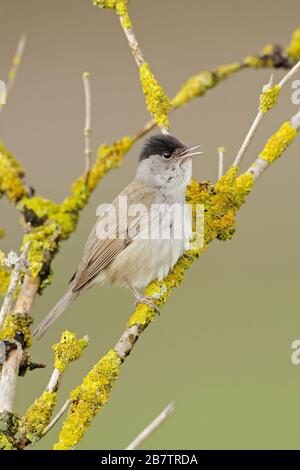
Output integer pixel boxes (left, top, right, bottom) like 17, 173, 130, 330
72, 181, 155, 292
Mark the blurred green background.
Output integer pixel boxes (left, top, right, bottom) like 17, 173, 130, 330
1, 0, 300, 450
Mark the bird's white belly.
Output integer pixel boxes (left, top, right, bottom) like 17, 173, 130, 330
104, 203, 192, 288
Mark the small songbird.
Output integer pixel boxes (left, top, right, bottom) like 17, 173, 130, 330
33, 134, 202, 339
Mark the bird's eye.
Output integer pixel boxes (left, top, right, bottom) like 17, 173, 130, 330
162, 152, 172, 160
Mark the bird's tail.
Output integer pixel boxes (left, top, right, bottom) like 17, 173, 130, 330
33, 289, 79, 340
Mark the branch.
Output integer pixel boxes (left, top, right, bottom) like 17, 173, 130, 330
92, 0, 171, 132
42, 399, 70, 437
16, 331, 88, 448
82, 72, 92, 180
247, 109, 299, 180
0, 242, 30, 330
0, 343, 22, 415
0, 35, 26, 114
217, 146, 226, 180
233, 58, 300, 168
54, 100, 299, 449
125, 402, 175, 450
1, 18, 299, 450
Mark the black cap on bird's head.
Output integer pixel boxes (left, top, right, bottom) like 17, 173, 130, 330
139, 134, 186, 161
139, 134, 201, 162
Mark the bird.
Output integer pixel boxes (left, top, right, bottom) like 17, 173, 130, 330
33, 134, 202, 340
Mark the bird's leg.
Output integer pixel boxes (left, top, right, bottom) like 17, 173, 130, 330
126, 281, 160, 315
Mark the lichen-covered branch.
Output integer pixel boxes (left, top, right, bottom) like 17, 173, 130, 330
54, 104, 298, 448
16, 331, 88, 448
233, 58, 300, 168
92, 0, 172, 131
0, 242, 30, 330
0, 143, 29, 205
1, 27, 299, 297
1, 18, 300, 450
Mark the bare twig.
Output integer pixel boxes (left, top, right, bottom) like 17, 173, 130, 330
43, 399, 70, 437
46, 368, 62, 394
82, 72, 92, 180
232, 74, 274, 168
0, 35, 26, 113
118, 18, 144, 68
278, 59, 300, 87
218, 146, 226, 180
0, 242, 30, 331
291, 108, 300, 129
125, 402, 175, 450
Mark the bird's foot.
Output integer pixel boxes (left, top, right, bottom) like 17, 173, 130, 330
135, 296, 160, 315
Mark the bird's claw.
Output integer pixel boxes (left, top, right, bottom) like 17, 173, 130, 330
135, 296, 160, 315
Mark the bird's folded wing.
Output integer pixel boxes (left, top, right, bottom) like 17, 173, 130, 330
72, 182, 155, 292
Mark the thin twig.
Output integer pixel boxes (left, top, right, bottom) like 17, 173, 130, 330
217, 146, 226, 180
232, 74, 274, 168
118, 18, 145, 68
0, 241, 30, 331
0, 35, 26, 113
43, 399, 70, 436
82, 72, 92, 180
278, 59, 300, 87
125, 402, 175, 450
46, 368, 62, 394
233, 59, 300, 168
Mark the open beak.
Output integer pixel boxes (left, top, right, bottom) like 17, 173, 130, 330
178, 144, 202, 160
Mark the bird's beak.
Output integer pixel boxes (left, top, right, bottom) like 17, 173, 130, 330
178, 144, 202, 160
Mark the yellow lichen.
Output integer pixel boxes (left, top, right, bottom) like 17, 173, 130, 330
53, 349, 121, 450
92, 0, 117, 8
215, 62, 240, 80
0, 250, 11, 297
52, 331, 89, 373
92, 0, 131, 29
0, 143, 28, 204
0, 314, 32, 348
139, 63, 171, 129
260, 85, 281, 113
286, 28, 300, 61
128, 170, 255, 328
261, 43, 275, 56
0, 270, 10, 297
17, 137, 132, 284
260, 121, 297, 163
244, 55, 264, 68
128, 254, 194, 328
22, 224, 58, 278
0, 228, 4, 239
115, 0, 131, 29
172, 64, 241, 109
172, 71, 215, 108
86, 136, 133, 192
19, 391, 57, 442
0, 433, 15, 450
